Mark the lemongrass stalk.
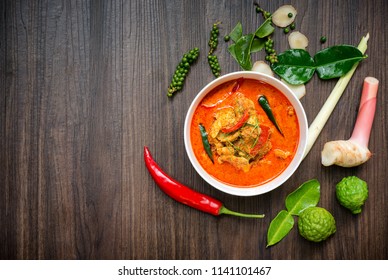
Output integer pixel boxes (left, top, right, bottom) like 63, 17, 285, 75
303, 33, 369, 159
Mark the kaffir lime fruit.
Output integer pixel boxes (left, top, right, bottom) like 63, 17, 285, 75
298, 207, 336, 242
336, 176, 368, 214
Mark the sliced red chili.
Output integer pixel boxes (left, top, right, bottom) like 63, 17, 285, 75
221, 110, 250, 133
231, 77, 244, 93
250, 125, 270, 157
144, 146, 264, 218
201, 78, 244, 108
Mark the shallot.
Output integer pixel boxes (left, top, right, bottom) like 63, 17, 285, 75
321, 77, 379, 167
252, 61, 274, 77
272, 5, 297, 28
288, 31, 309, 50
281, 79, 306, 99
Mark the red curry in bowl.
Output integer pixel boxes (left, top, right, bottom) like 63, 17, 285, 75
190, 78, 300, 187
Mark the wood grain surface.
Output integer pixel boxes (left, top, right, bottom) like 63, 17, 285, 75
1, 0, 387, 260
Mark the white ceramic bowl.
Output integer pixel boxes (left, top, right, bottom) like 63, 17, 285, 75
184, 71, 308, 196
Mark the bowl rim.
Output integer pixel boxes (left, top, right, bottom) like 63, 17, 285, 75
184, 71, 308, 196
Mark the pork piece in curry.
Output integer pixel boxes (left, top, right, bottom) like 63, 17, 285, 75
208, 93, 272, 172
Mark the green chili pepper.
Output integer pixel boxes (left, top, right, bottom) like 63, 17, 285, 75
199, 124, 214, 163
258, 95, 284, 136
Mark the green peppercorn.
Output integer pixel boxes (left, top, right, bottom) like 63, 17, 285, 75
288, 12, 293, 18
254, 3, 271, 19
208, 55, 221, 77
269, 54, 278, 64
284, 27, 289, 34
224, 35, 230, 42
264, 37, 278, 64
290, 23, 296, 30
208, 22, 221, 55
254, 3, 263, 13
320, 36, 327, 43
207, 22, 222, 78
167, 47, 200, 97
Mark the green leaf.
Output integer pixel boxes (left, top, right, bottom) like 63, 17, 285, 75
314, 45, 364, 79
285, 179, 320, 216
251, 38, 265, 53
229, 22, 243, 43
234, 34, 254, 70
255, 18, 275, 38
267, 210, 294, 247
228, 44, 237, 60
271, 49, 316, 85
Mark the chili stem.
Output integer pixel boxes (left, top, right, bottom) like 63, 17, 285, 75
219, 206, 265, 218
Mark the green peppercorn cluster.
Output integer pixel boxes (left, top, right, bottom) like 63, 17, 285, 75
208, 22, 220, 54
208, 55, 221, 77
264, 38, 278, 64
207, 22, 222, 78
167, 47, 200, 97
254, 4, 277, 64
255, 4, 271, 19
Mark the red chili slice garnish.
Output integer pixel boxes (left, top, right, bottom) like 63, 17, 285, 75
221, 110, 250, 133
201, 92, 230, 108
231, 77, 244, 93
201, 78, 244, 108
250, 125, 270, 156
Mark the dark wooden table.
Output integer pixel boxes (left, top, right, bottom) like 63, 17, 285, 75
1, 0, 387, 260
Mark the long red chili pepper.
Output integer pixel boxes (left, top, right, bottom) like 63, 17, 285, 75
144, 146, 264, 218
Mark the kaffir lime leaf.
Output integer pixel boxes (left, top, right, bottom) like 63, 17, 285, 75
298, 207, 336, 242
